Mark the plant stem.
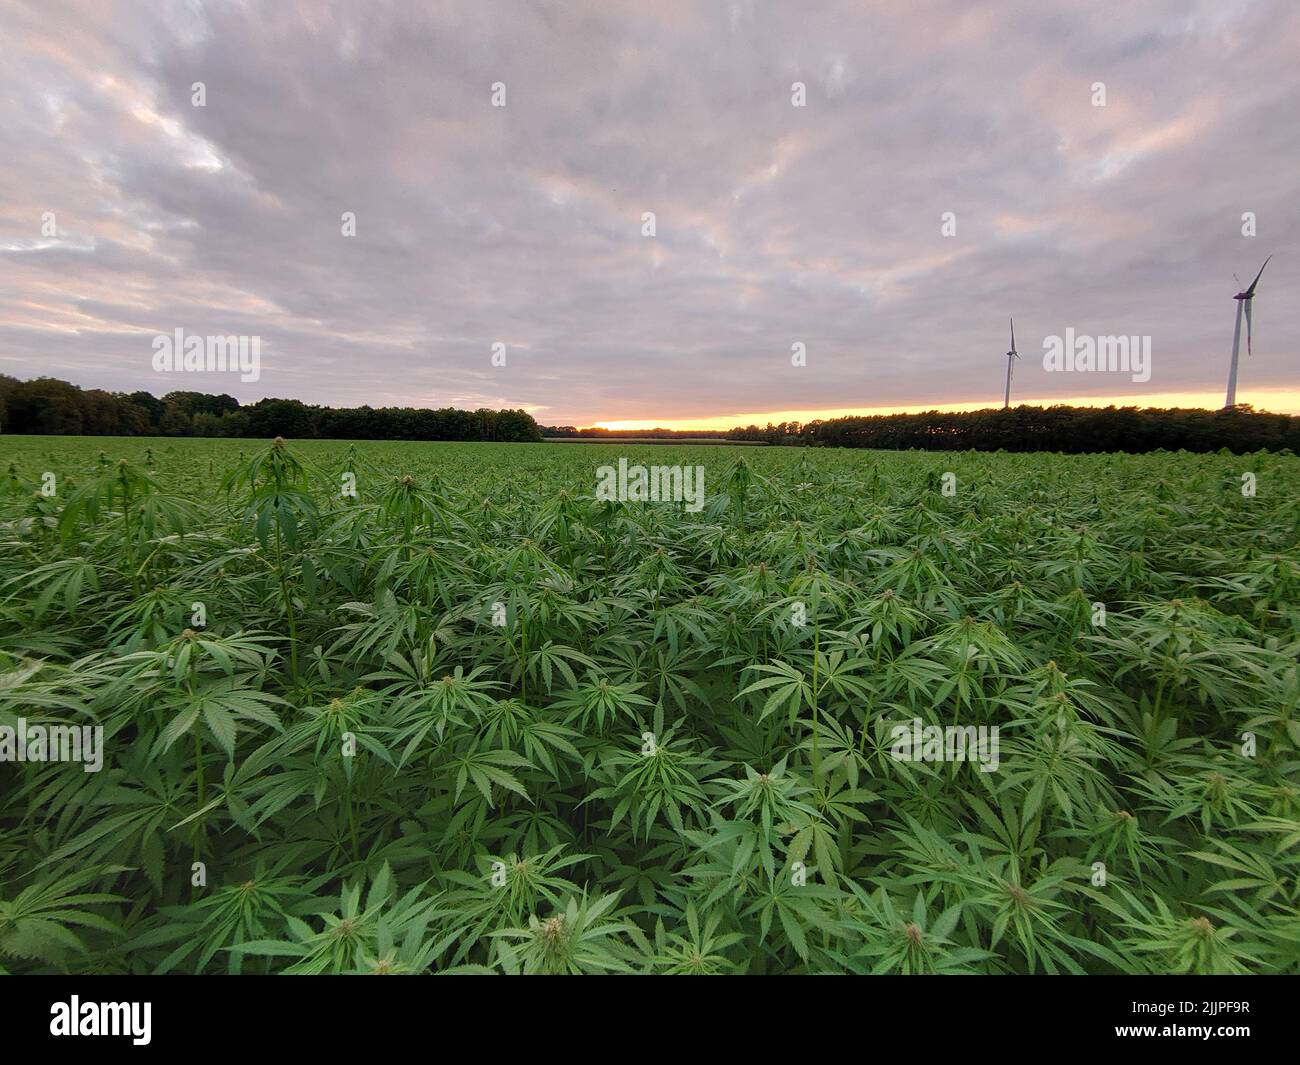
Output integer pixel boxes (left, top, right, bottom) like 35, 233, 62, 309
193, 727, 205, 866
273, 520, 299, 682
811, 618, 821, 777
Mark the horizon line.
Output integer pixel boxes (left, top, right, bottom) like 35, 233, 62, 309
583, 388, 1300, 430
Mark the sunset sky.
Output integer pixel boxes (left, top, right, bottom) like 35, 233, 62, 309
1, 0, 1296, 427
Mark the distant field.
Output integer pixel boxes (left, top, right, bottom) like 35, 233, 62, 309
547, 436, 767, 445
2, 434, 1298, 974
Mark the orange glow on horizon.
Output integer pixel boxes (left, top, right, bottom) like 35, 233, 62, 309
588, 389, 1300, 431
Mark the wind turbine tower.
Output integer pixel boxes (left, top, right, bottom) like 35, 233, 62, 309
1224, 256, 1271, 408
1003, 318, 1019, 409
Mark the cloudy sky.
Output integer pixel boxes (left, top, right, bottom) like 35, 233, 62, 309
2, 0, 1297, 427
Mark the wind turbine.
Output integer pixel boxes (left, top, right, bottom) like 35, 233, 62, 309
1224, 255, 1271, 408
1003, 317, 1019, 409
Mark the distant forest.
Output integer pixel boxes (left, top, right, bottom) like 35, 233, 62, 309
720, 406, 1299, 453
542, 406, 1298, 453
0, 375, 542, 442
2, 374, 1295, 453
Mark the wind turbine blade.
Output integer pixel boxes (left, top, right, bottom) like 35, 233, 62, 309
1245, 299, 1253, 355
1009, 317, 1016, 353
1244, 255, 1272, 297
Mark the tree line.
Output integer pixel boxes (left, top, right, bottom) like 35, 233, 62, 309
0, 375, 543, 442
4, 375, 1295, 452
724, 405, 1299, 453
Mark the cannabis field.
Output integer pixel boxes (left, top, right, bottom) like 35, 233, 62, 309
1, 435, 1297, 975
